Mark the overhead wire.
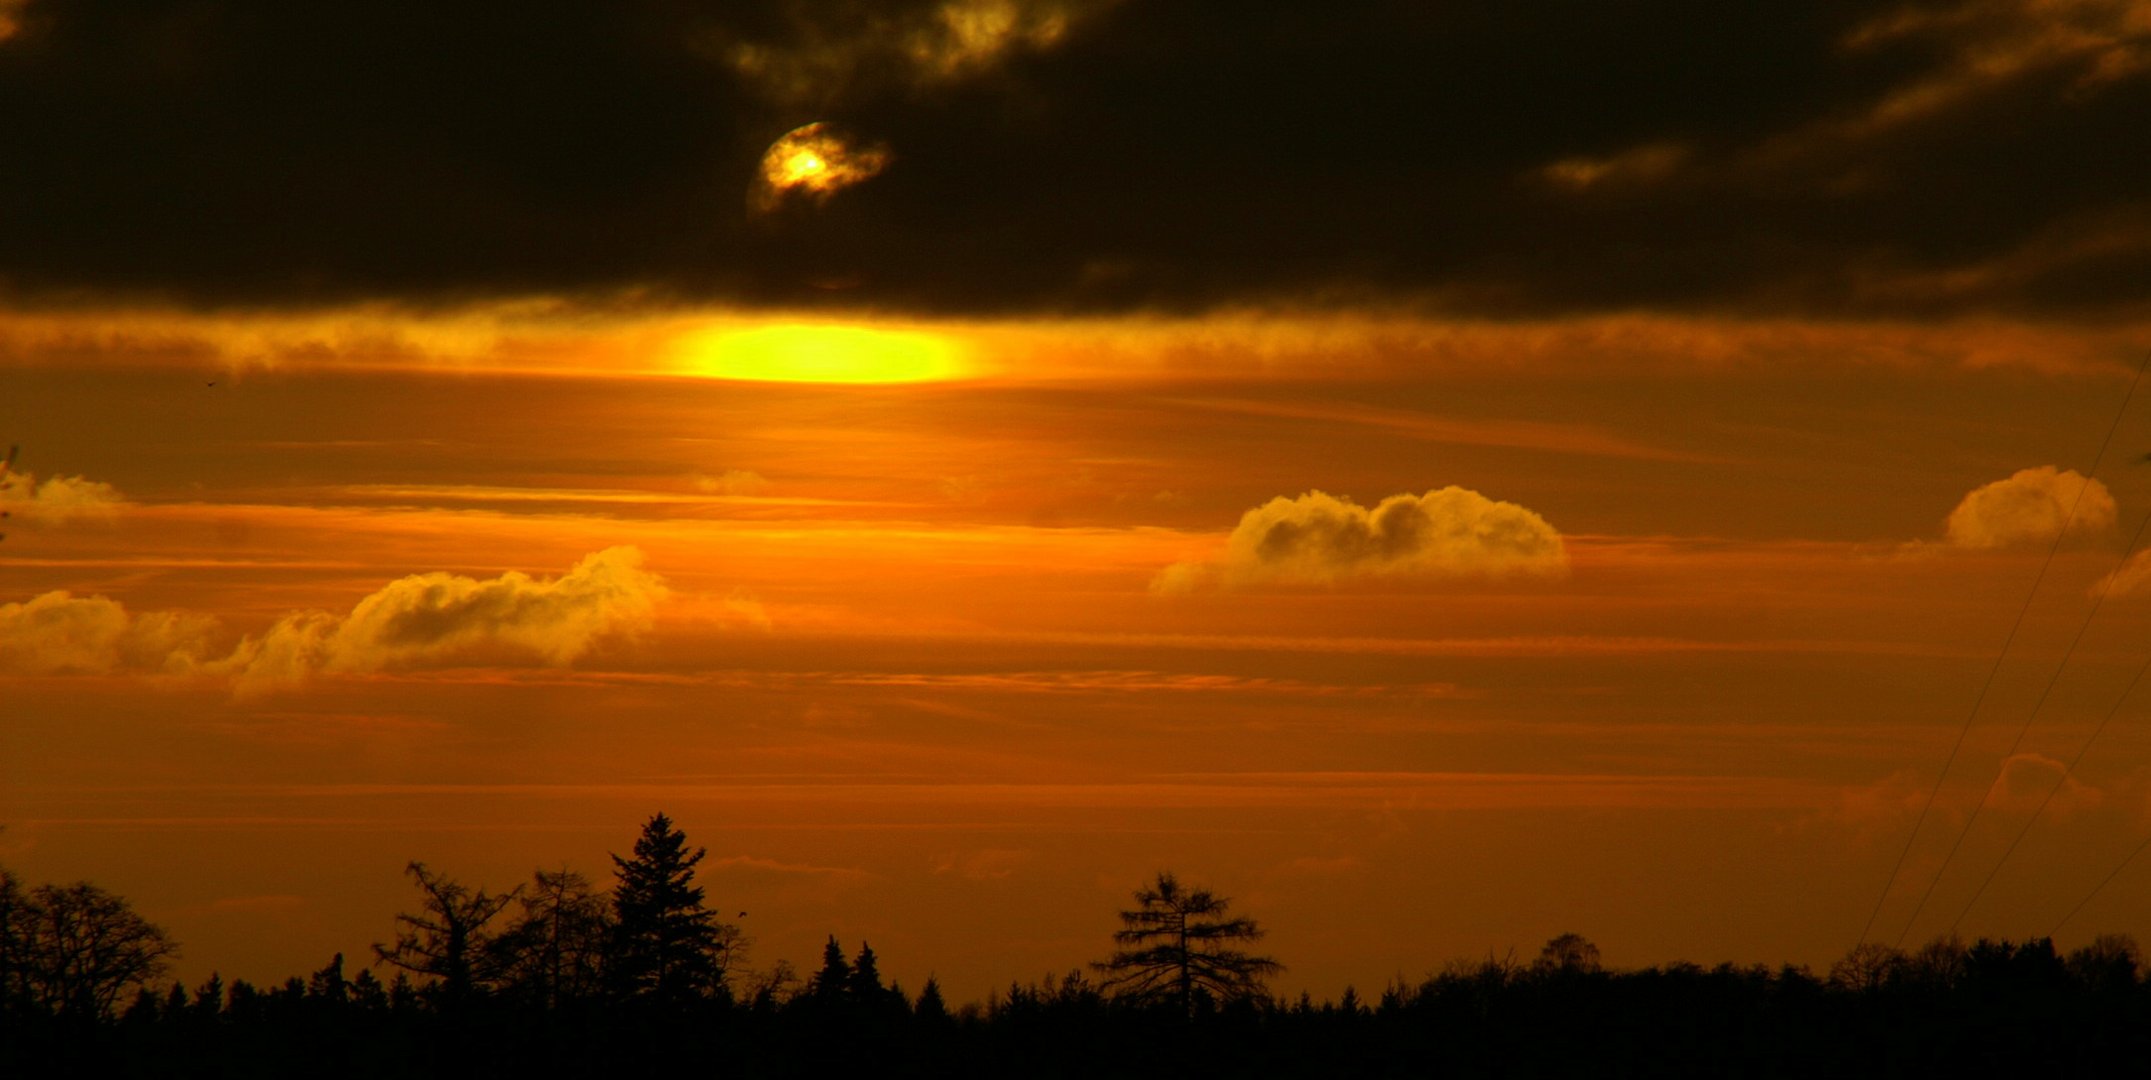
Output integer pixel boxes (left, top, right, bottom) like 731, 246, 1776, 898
1943, 504, 2151, 935
2050, 830, 2151, 938
1854, 350, 2150, 946
1892, 492, 2151, 945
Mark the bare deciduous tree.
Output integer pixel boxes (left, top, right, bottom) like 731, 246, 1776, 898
6, 877, 178, 1019
1532, 932, 1604, 976
1828, 942, 1905, 992
1, 865, 32, 1010
491, 868, 613, 1007
373, 862, 519, 1004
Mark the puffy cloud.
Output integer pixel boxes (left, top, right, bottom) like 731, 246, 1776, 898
1943, 466, 2117, 550
0, 471, 126, 525
750, 123, 891, 215
1987, 752, 2102, 819
2098, 548, 2151, 597
223, 547, 668, 690
723, 0, 1102, 106
1158, 487, 1566, 591
1, 548, 668, 689
0, 591, 217, 675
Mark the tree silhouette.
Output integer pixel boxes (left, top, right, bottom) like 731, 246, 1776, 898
1532, 933, 1603, 976
307, 953, 348, 1005
373, 862, 519, 1005
914, 975, 949, 1022
492, 868, 612, 1008
848, 941, 884, 999
1827, 942, 1904, 992
610, 812, 729, 1004
7, 878, 178, 1019
2066, 932, 2140, 991
0, 865, 27, 1013
1094, 871, 1280, 1015
809, 934, 852, 1003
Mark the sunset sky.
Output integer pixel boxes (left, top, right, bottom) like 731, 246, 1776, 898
8, 1, 2151, 1003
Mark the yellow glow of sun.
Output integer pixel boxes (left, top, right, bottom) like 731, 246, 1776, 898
675, 324, 969, 384
752, 123, 891, 213
775, 149, 829, 186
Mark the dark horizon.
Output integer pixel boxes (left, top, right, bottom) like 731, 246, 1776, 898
9, 813, 2151, 1076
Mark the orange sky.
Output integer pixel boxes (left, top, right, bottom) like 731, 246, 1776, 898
10, 312, 2151, 1001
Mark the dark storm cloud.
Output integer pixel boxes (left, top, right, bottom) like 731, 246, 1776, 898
1, 0, 2146, 317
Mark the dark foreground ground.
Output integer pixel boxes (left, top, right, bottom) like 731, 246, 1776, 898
7, 941, 2149, 1078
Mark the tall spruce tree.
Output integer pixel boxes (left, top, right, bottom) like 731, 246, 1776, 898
809, 935, 852, 1003
610, 812, 727, 1004
848, 941, 884, 1000
914, 976, 949, 1023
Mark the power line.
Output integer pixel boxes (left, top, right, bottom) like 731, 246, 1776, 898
1855, 351, 2150, 946
2051, 830, 2151, 939
1893, 493, 2151, 945
1943, 497, 2151, 932
1949, 631, 2151, 936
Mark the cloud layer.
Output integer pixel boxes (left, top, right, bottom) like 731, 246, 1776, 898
1158, 487, 1567, 591
1943, 466, 2117, 550
0, 591, 216, 674
2099, 548, 2151, 597
1987, 752, 2102, 819
0, 472, 125, 524
0, 2, 2146, 316
225, 547, 668, 690
0, 548, 667, 688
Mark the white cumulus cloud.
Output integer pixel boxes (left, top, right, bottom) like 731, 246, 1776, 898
2098, 548, 2151, 598
1988, 752, 2101, 820
222, 547, 668, 691
1944, 466, 2116, 550
0, 549, 668, 691
0, 591, 217, 675
0, 471, 127, 525
1156, 487, 1567, 592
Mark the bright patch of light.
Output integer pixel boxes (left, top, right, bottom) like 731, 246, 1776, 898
753, 123, 891, 213
675, 324, 968, 384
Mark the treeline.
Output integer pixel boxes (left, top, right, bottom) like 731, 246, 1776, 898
8, 814, 2151, 1076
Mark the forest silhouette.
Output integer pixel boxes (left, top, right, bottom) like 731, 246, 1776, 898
6, 813, 2151, 1076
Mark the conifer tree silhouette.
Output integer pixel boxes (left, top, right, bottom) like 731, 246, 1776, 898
809, 935, 852, 1003
914, 975, 949, 1022
848, 941, 883, 999
609, 812, 726, 1004
1095, 871, 1280, 1016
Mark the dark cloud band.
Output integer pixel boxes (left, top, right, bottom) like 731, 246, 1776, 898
1, 0, 2145, 317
